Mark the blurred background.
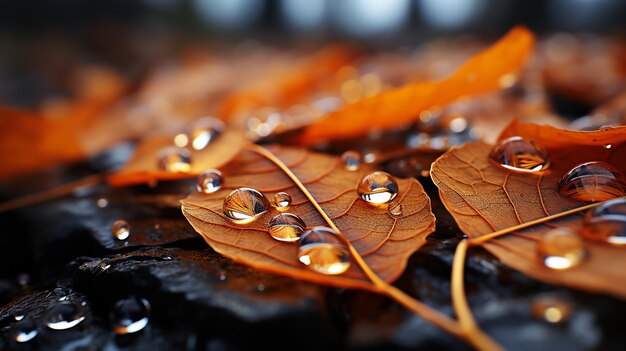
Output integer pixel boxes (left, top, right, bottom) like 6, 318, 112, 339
0, 0, 625, 109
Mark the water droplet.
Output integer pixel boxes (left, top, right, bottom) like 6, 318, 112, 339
13, 310, 25, 321
558, 161, 626, 202
111, 297, 151, 335
268, 213, 306, 242
218, 271, 227, 281
99, 258, 112, 271
536, 228, 586, 270
498, 73, 518, 89
158, 147, 192, 173
189, 117, 224, 150
11, 317, 38, 343
357, 172, 399, 205
341, 151, 361, 171
44, 301, 86, 330
173, 133, 189, 148
489, 136, 550, 173
298, 227, 350, 275
531, 294, 573, 324
605, 144, 612, 149
112, 220, 131, 241
388, 201, 402, 216
582, 198, 626, 245
223, 188, 269, 224
273, 192, 292, 210
256, 284, 266, 292
96, 198, 108, 208
196, 169, 222, 194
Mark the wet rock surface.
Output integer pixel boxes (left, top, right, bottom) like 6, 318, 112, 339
1, 162, 625, 350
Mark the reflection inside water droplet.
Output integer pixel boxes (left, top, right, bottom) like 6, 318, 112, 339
489, 136, 549, 173
558, 161, 626, 202
268, 213, 306, 242
582, 198, 626, 245
357, 172, 399, 205
44, 301, 86, 330
158, 147, 192, 173
111, 297, 151, 335
196, 169, 222, 194
536, 228, 586, 270
223, 188, 269, 224
111, 220, 130, 241
298, 227, 350, 275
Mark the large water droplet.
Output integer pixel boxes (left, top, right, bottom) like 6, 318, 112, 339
531, 293, 573, 324
536, 228, 586, 270
357, 172, 398, 204
158, 147, 192, 173
558, 161, 626, 202
489, 136, 550, 173
582, 198, 626, 245
298, 227, 350, 275
11, 317, 38, 343
111, 220, 130, 241
111, 297, 151, 335
268, 213, 306, 242
196, 169, 222, 194
388, 201, 402, 216
223, 188, 269, 224
44, 301, 86, 330
189, 117, 224, 151
273, 192, 292, 210
341, 151, 361, 171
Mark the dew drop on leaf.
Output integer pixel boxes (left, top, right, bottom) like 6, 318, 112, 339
298, 227, 350, 275
196, 169, 222, 194
582, 197, 626, 245
388, 201, 402, 216
111, 220, 130, 241
189, 117, 224, 151
489, 136, 550, 173
273, 192, 292, 210
268, 213, 306, 242
111, 297, 151, 335
44, 301, 86, 330
558, 161, 626, 202
530, 293, 573, 324
357, 171, 399, 205
10, 317, 38, 343
158, 146, 192, 173
536, 228, 586, 270
223, 188, 269, 224
341, 150, 361, 171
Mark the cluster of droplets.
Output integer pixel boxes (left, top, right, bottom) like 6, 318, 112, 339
158, 116, 225, 173
488, 136, 626, 270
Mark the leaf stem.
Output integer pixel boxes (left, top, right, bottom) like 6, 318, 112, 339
452, 239, 504, 351
468, 201, 607, 246
0, 173, 105, 213
246, 144, 471, 342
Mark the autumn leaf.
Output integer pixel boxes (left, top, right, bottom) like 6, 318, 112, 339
108, 129, 246, 187
431, 120, 626, 298
180, 145, 435, 290
299, 26, 535, 144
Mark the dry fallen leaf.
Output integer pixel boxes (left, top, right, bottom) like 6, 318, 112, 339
181, 145, 435, 290
299, 26, 535, 144
431, 120, 626, 298
108, 129, 246, 187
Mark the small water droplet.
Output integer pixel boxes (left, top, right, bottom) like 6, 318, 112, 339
218, 271, 227, 281
268, 213, 306, 242
100, 258, 112, 271
298, 227, 350, 275
196, 169, 222, 194
388, 201, 402, 216
256, 284, 266, 292
273, 192, 292, 210
357, 172, 399, 205
11, 317, 38, 343
363, 151, 378, 164
173, 133, 189, 148
112, 220, 131, 241
531, 294, 573, 324
189, 117, 224, 150
447, 115, 468, 133
223, 188, 269, 224
44, 301, 86, 330
96, 198, 108, 208
111, 297, 151, 335
13, 310, 25, 321
341, 151, 361, 171
605, 144, 612, 149
558, 161, 626, 202
158, 147, 192, 173
582, 198, 626, 245
489, 136, 550, 173
536, 228, 586, 270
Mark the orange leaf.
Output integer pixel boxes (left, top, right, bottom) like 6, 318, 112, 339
108, 129, 245, 187
181, 146, 435, 290
300, 26, 535, 144
431, 121, 626, 298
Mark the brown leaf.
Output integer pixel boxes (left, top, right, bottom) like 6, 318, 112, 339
108, 129, 246, 187
431, 121, 626, 298
299, 26, 535, 144
180, 145, 435, 290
